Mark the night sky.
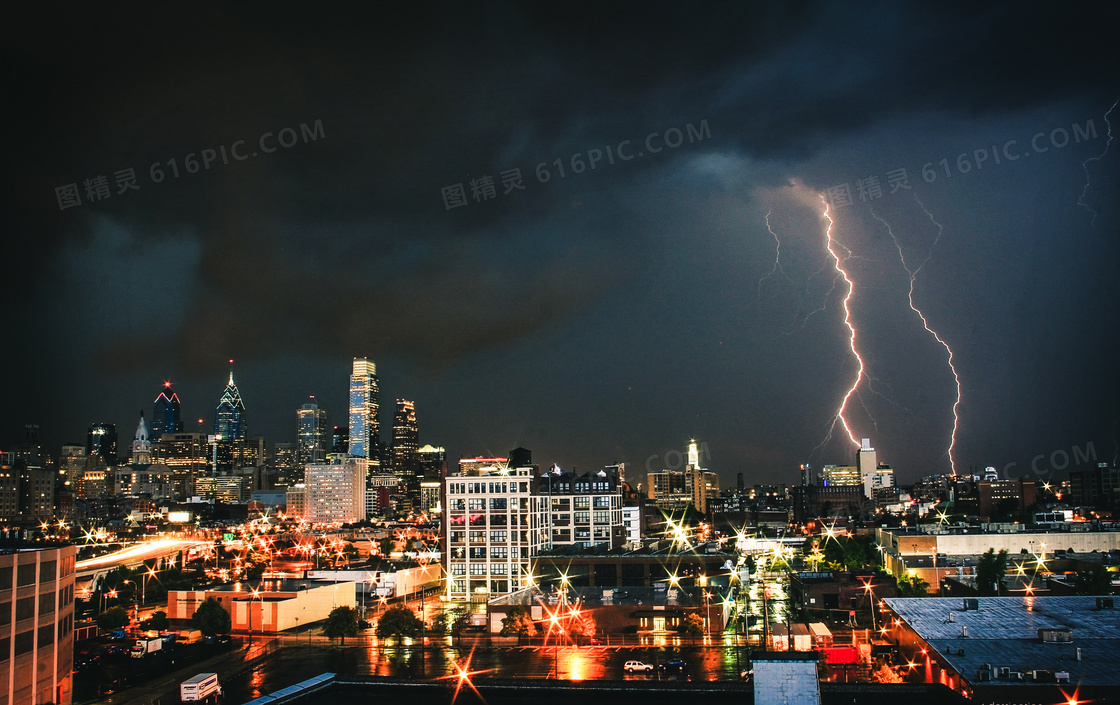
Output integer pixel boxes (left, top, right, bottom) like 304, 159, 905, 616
5, 2, 1119, 487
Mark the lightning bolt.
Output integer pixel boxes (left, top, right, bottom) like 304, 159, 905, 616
1077, 97, 1118, 227
869, 193, 962, 475
756, 210, 794, 303
815, 195, 864, 453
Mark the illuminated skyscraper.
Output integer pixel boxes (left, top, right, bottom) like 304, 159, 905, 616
296, 397, 329, 466
151, 382, 182, 439
391, 399, 419, 477
214, 365, 247, 441
347, 358, 380, 471
86, 423, 117, 463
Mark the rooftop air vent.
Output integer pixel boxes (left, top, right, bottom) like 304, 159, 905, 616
1038, 628, 1073, 643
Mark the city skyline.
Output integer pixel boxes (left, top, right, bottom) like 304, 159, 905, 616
5, 4, 1118, 486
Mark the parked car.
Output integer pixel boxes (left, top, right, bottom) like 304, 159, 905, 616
660, 659, 687, 672
358, 620, 372, 629
624, 660, 653, 673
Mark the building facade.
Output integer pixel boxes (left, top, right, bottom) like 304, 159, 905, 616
347, 358, 380, 471
0, 545, 78, 705
296, 399, 329, 467
305, 455, 367, 524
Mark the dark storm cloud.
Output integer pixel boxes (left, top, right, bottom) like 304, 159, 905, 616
6, 1, 1119, 465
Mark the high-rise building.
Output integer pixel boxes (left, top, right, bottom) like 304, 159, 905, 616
150, 382, 182, 439
296, 398, 329, 467
0, 544, 78, 705
214, 365, 247, 442
858, 437, 878, 491
305, 454, 367, 524
57, 445, 86, 493
391, 399, 419, 477
273, 442, 299, 489
86, 423, 117, 464
0, 452, 54, 525
347, 358, 380, 472
417, 445, 447, 482
149, 432, 208, 500
331, 426, 348, 454
535, 466, 625, 550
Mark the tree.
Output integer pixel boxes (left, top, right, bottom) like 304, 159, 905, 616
96, 606, 130, 632
1073, 565, 1113, 595
323, 605, 360, 644
376, 604, 424, 638
897, 575, 930, 597
976, 548, 1009, 596
499, 606, 537, 636
676, 613, 704, 636
192, 597, 232, 635
141, 610, 170, 631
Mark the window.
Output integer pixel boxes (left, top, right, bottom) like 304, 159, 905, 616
489, 497, 507, 510
469, 564, 486, 575
14, 631, 33, 656
489, 531, 507, 543
16, 564, 36, 587
39, 592, 54, 616
0, 601, 9, 625
16, 597, 34, 622
574, 496, 590, 510
0, 567, 11, 588
0, 636, 8, 662
489, 546, 508, 559
469, 547, 486, 559
594, 511, 610, 524
450, 563, 466, 575
450, 531, 465, 544
37, 624, 54, 648
39, 560, 55, 583
467, 499, 485, 511
468, 531, 485, 542
491, 563, 508, 575
593, 496, 610, 508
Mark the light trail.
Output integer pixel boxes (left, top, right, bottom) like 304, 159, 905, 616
1077, 97, 1118, 227
816, 195, 864, 451
870, 193, 962, 475
75, 538, 201, 570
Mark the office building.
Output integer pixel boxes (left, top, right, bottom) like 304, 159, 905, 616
0, 544, 78, 705
391, 399, 419, 477
347, 358, 380, 472
822, 465, 861, 486
417, 445, 447, 482
444, 463, 536, 602
305, 455, 367, 524
296, 398, 329, 467
150, 432, 209, 500
458, 457, 507, 476
0, 453, 54, 525
534, 467, 625, 550
213, 365, 247, 472
85, 423, 117, 464
150, 382, 182, 439
273, 442, 299, 489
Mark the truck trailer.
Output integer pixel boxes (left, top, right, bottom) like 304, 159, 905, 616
130, 637, 162, 658
180, 673, 221, 702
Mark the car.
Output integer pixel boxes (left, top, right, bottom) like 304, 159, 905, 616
660, 659, 687, 672
624, 660, 654, 673
358, 620, 372, 629
587, 636, 603, 645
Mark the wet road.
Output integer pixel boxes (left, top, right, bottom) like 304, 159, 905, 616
224, 638, 754, 703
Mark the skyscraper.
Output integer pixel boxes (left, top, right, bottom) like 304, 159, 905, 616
347, 358, 380, 471
296, 397, 329, 466
391, 399, 419, 477
86, 423, 117, 463
305, 454, 367, 524
214, 365, 247, 441
151, 382, 182, 439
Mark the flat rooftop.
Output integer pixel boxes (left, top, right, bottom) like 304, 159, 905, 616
207, 578, 355, 594
885, 596, 1120, 686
